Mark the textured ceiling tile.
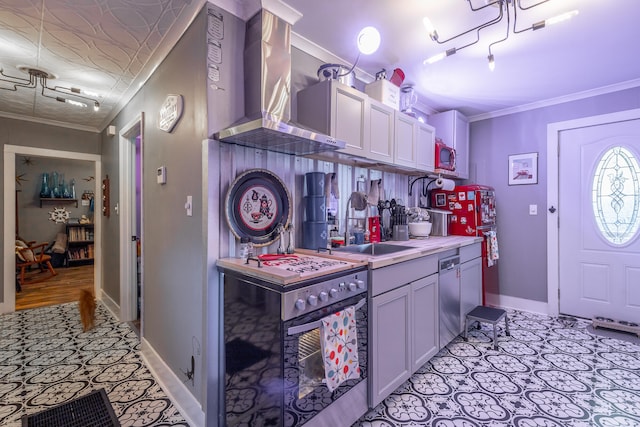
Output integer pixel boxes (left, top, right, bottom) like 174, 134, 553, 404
41, 31, 134, 75
0, 0, 201, 130
46, 0, 165, 47
0, 0, 42, 20
0, 13, 41, 67
156, 0, 192, 35
0, 96, 37, 115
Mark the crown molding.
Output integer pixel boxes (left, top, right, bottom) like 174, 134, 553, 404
0, 111, 100, 133
469, 78, 640, 123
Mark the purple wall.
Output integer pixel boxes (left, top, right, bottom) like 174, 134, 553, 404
470, 86, 640, 303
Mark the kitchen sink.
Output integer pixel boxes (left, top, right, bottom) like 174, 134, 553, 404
333, 243, 415, 256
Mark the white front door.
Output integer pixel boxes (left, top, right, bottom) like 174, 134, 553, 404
558, 118, 640, 320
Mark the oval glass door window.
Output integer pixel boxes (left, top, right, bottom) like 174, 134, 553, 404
592, 146, 640, 245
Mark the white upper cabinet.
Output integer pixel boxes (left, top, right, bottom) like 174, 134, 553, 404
416, 121, 435, 172
297, 79, 369, 157
297, 80, 436, 174
394, 111, 417, 168
394, 111, 435, 172
367, 99, 395, 163
428, 110, 470, 179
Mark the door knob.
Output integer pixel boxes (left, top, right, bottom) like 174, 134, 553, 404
548, 206, 556, 213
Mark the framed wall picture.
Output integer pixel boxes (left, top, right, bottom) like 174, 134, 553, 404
509, 152, 538, 185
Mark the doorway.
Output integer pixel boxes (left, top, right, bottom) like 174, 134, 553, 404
546, 108, 640, 319
2, 145, 102, 314
14, 155, 96, 310
119, 114, 144, 332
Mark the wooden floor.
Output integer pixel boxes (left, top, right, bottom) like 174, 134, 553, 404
15, 264, 94, 311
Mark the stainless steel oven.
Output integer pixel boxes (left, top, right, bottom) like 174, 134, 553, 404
221, 264, 368, 427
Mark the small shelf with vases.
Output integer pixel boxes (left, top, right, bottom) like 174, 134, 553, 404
40, 198, 78, 208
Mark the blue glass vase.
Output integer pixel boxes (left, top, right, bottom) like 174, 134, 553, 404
39, 173, 50, 198
51, 171, 60, 198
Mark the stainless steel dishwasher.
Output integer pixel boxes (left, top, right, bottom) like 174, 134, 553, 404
439, 255, 460, 349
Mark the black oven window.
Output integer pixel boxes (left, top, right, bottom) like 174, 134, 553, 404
298, 328, 324, 399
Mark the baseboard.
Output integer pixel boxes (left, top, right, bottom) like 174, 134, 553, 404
141, 338, 205, 427
100, 290, 120, 321
485, 293, 549, 316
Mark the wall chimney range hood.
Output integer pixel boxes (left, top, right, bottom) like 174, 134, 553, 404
214, 9, 345, 155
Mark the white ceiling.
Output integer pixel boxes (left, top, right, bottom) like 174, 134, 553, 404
284, 0, 640, 119
1, 0, 640, 132
0, 0, 205, 132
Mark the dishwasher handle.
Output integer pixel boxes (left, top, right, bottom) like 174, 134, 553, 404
439, 255, 460, 271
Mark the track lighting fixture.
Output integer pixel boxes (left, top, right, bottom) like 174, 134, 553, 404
423, 0, 578, 69
0, 66, 101, 111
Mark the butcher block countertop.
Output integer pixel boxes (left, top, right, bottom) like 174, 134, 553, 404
296, 235, 482, 269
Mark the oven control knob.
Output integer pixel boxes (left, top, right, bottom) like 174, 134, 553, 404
329, 288, 338, 298
295, 298, 306, 311
348, 282, 357, 292
356, 280, 365, 290
319, 291, 328, 302
307, 295, 318, 306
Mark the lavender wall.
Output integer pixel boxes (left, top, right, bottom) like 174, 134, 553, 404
470, 86, 640, 303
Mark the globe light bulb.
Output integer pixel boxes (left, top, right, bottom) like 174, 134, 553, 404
357, 26, 381, 55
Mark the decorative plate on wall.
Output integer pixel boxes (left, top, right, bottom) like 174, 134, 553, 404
225, 169, 292, 246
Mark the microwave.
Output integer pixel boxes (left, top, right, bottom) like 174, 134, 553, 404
435, 138, 456, 171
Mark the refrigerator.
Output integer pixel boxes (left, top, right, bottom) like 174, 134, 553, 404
431, 184, 498, 303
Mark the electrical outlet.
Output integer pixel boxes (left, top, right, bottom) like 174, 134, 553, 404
529, 204, 538, 215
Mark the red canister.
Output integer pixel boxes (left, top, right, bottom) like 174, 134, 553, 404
368, 217, 381, 243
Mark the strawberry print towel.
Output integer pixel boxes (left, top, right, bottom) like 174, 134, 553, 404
320, 306, 360, 391
485, 230, 499, 267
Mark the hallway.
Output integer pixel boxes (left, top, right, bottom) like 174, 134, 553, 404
0, 302, 188, 426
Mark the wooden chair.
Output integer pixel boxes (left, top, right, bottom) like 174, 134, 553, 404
16, 241, 58, 286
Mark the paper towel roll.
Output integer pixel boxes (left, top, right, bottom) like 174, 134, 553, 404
435, 178, 455, 191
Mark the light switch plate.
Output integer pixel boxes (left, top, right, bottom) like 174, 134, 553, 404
529, 204, 538, 215
185, 195, 192, 217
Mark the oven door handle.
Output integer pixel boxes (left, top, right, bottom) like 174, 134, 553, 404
287, 297, 367, 336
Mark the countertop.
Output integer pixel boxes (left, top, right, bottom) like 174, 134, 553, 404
295, 235, 483, 269
217, 236, 482, 284
216, 253, 368, 286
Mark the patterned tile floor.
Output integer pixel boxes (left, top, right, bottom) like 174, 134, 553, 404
0, 302, 189, 427
356, 310, 640, 427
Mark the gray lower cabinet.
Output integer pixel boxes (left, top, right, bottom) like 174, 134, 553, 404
411, 275, 439, 372
459, 244, 483, 333
371, 285, 411, 407
370, 255, 439, 407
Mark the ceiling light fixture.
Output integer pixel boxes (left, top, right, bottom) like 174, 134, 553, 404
337, 26, 381, 80
0, 66, 101, 111
423, 0, 578, 69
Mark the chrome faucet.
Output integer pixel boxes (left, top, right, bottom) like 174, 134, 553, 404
343, 191, 368, 246
286, 223, 294, 254
276, 224, 286, 254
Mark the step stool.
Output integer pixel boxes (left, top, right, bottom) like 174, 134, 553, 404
463, 306, 510, 350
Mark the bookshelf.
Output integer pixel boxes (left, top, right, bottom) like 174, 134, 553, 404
66, 224, 94, 266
